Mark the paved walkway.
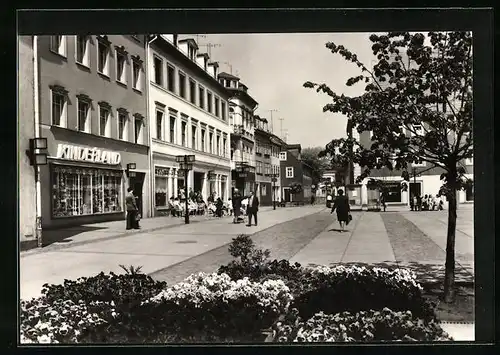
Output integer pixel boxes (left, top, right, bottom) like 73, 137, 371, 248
20, 205, 325, 300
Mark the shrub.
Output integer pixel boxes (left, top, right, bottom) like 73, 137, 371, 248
273, 307, 452, 342
134, 272, 294, 342
41, 268, 167, 315
227, 234, 271, 266
20, 298, 109, 344
291, 265, 436, 321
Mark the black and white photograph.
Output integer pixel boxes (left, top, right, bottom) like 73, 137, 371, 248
16, 8, 492, 346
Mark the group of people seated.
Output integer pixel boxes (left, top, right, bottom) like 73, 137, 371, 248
167, 189, 234, 218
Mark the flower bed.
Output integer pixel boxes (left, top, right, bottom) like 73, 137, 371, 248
273, 308, 452, 342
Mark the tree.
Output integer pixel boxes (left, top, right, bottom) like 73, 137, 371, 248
301, 147, 332, 186
304, 32, 472, 302
289, 182, 303, 200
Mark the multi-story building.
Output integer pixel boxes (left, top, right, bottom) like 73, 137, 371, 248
280, 144, 313, 203
254, 115, 283, 206
36, 35, 150, 228
18, 36, 37, 247
217, 72, 258, 196
149, 35, 232, 215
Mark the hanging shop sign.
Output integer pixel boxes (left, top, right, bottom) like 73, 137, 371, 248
155, 167, 170, 176
56, 144, 121, 165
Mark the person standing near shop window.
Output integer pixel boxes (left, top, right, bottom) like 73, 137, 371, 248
126, 187, 139, 230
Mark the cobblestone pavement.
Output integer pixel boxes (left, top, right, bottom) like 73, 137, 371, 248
149, 210, 334, 284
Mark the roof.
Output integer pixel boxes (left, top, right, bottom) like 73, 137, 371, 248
218, 72, 240, 80
287, 143, 302, 150
178, 38, 199, 50
196, 53, 210, 60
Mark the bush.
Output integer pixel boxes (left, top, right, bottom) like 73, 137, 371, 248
291, 265, 436, 321
20, 298, 109, 344
273, 308, 452, 342
41, 266, 167, 315
134, 272, 293, 342
227, 234, 271, 266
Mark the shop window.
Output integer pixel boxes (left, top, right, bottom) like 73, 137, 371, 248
52, 166, 122, 217
155, 175, 168, 207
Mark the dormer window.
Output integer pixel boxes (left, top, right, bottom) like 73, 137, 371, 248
188, 45, 196, 60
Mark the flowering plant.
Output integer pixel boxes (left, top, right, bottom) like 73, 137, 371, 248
20, 297, 110, 344
273, 307, 452, 342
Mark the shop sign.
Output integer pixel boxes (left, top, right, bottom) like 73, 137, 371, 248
155, 167, 170, 176
56, 144, 121, 165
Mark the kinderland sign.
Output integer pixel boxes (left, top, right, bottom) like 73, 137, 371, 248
56, 144, 121, 165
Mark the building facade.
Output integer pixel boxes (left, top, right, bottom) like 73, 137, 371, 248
218, 72, 258, 196
37, 35, 150, 228
254, 115, 282, 206
18, 36, 37, 243
149, 35, 231, 216
280, 144, 313, 203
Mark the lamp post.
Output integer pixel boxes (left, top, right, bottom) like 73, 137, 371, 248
176, 155, 195, 224
270, 173, 279, 210
26, 137, 48, 248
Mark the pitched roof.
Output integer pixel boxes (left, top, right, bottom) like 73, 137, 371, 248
218, 72, 240, 80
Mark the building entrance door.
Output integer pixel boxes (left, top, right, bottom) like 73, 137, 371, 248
284, 188, 291, 202
129, 172, 145, 217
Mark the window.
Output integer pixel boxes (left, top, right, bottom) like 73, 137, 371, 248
201, 129, 206, 152
134, 117, 143, 144
207, 91, 213, 114
116, 51, 127, 84
178, 72, 186, 98
286, 167, 294, 178
77, 99, 90, 133
132, 61, 142, 91
188, 45, 196, 60
216, 136, 220, 155
51, 166, 122, 217
192, 126, 197, 149
279, 152, 287, 161
118, 112, 127, 141
188, 79, 196, 105
155, 175, 168, 207
50, 36, 66, 56
167, 64, 175, 92
181, 121, 187, 147
169, 117, 176, 144
198, 86, 205, 109
221, 101, 226, 120
223, 137, 227, 157
156, 110, 164, 140
76, 35, 89, 66
209, 132, 213, 153
51, 91, 66, 127
97, 41, 110, 76
99, 106, 110, 137
153, 56, 163, 85
214, 97, 220, 117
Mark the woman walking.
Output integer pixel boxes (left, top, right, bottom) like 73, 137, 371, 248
330, 189, 351, 232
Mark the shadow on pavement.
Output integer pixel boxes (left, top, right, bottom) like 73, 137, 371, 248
41, 226, 108, 247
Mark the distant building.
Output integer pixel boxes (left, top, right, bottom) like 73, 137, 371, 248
217, 71, 258, 196
279, 144, 313, 203
149, 35, 231, 214
18, 36, 36, 245
254, 115, 285, 206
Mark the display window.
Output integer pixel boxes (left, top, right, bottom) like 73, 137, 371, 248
51, 165, 122, 217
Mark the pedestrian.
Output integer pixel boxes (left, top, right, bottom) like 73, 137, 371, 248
416, 195, 422, 211
330, 189, 351, 232
422, 194, 428, 210
232, 189, 243, 224
410, 193, 415, 211
227, 198, 233, 216
311, 194, 315, 205
125, 187, 139, 230
215, 197, 224, 218
169, 197, 176, 217
380, 191, 387, 212
246, 190, 260, 227
326, 194, 333, 208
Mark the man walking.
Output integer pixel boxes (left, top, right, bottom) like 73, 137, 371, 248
125, 187, 139, 230
246, 190, 259, 227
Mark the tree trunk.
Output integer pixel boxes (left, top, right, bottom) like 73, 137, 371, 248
443, 180, 458, 303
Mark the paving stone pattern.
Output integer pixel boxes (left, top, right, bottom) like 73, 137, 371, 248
149, 210, 333, 285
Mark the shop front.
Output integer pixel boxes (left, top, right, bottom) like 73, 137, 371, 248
40, 132, 150, 229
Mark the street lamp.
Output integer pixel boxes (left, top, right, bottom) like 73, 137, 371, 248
26, 137, 48, 248
270, 173, 279, 210
176, 155, 195, 224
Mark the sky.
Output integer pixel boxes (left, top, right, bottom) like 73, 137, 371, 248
186, 33, 381, 148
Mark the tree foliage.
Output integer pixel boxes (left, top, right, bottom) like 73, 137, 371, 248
304, 31, 473, 190
301, 147, 332, 184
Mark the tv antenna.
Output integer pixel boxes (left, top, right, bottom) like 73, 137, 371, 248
198, 43, 221, 57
